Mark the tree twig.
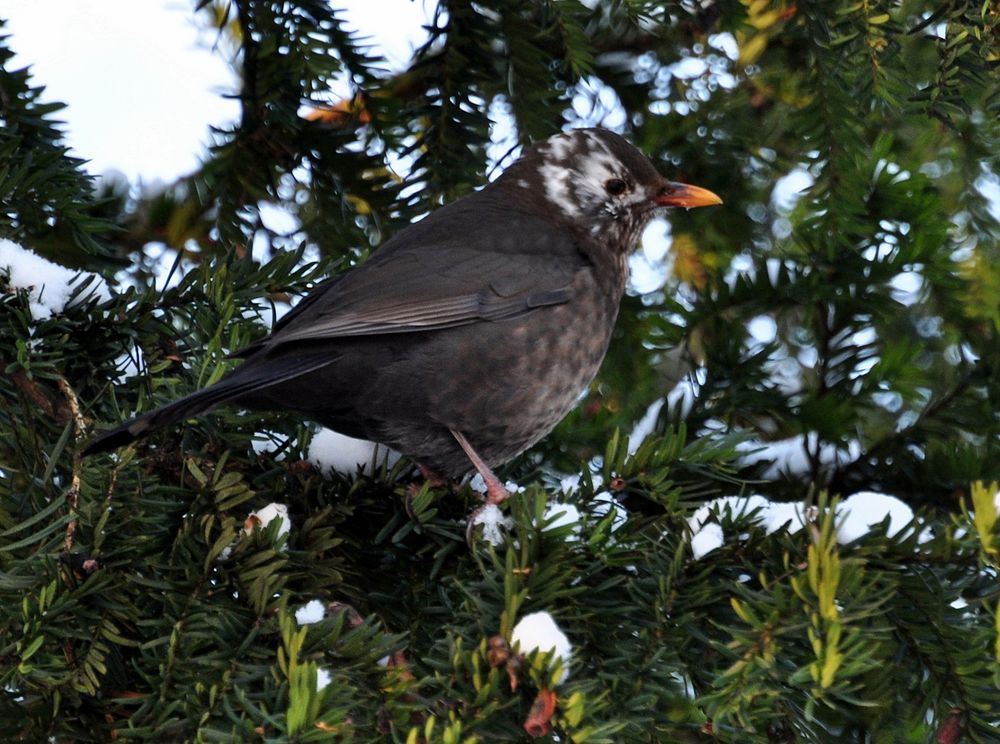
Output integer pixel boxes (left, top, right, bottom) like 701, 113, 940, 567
57, 376, 85, 552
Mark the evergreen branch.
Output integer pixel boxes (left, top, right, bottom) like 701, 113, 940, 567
829, 366, 980, 493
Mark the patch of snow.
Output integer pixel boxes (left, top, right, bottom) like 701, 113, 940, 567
628, 398, 665, 454
691, 523, 724, 560
0, 239, 111, 320
511, 611, 572, 685
251, 430, 286, 459
686, 491, 925, 560
295, 599, 326, 625
629, 250, 668, 294
559, 473, 582, 493
687, 495, 814, 560
114, 345, 146, 383
472, 504, 513, 546
710, 31, 739, 60
245, 502, 291, 544
835, 491, 914, 543
670, 57, 707, 79
559, 472, 604, 494
736, 433, 860, 479
257, 201, 301, 235
591, 491, 628, 532
771, 168, 814, 212
765, 257, 784, 287
541, 503, 583, 533
469, 474, 524, 496
307, 428, 400, 477
316, 667, 332, 690
689, 495, 770, 533
747, 315, 777, 344
762, 501, 814, 535
666, 377, 698, 419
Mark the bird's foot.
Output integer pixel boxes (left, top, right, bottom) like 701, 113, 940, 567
465, 500, 512, 545
449, 428, 514, 543
476, 469, 512, 506
464, 467, 512, 544
405, 464, 450, 520
449, 428, 509, 503
417, 463, 449, 489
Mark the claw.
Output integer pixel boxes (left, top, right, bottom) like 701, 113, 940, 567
466, 509, 479, 545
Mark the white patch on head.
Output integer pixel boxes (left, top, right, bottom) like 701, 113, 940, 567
537, 130, 649, 228
577, 132, 629, 209
577, 157, 625, 220
582, 130, 622, 170
545, 133, 577, 160
578, 153, 618, 192
582, 129, 613, 152
539, 161, 580, 217
626, 184, 651, 207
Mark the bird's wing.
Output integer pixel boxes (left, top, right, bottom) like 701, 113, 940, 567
236, 233, 584, 355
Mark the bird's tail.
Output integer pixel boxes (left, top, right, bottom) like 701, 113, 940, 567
82, 351, 338, 456
81, 378, 252, 456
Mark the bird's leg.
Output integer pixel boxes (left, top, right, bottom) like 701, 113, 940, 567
450, 429, 510, 504
405, 463, 450, 519
416, 463, 449, 489
452, 429, 512, 545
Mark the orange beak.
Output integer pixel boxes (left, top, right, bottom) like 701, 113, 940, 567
655, 181, 723, 209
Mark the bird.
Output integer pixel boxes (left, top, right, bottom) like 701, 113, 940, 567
83, 127, 721, 510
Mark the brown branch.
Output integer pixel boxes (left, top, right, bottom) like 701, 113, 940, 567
56, 376, 85, 552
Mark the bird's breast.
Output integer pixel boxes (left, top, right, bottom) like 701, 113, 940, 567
424, 267, 621, 465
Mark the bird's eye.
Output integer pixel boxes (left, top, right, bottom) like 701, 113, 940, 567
605, 178, 628, 196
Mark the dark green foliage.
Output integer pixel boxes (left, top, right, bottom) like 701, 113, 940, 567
0, 21, 116, 267
2, 1, 1000, 742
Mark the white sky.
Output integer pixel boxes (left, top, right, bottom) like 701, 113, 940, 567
1, 0, 680, 294
12, 3, 985, 297
4, 0, 435, 182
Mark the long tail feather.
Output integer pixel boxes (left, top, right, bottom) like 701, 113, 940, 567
82, 351, 337, 456
82, 378, 251, 456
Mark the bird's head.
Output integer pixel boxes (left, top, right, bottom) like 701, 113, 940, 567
503, 128, 722, 249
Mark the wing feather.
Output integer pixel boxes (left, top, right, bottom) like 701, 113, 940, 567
266, 285, 573, 344
235, 208, 587, 356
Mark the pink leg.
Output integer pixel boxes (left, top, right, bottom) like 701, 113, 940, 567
416, 463, 449, 489
405, 463, 451, 519
450, 429, 510, 505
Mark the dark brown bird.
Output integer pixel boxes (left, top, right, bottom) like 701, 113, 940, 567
83, 128, 721, 506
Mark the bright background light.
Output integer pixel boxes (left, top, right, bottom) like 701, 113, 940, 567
3, 0, 435, 182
